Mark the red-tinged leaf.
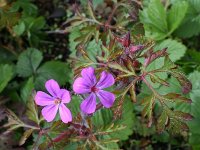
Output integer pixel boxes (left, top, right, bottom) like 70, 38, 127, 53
182, 80, 192, 94
174, 111, 193, 121
114, 31, 131, 47
149, 73, 169, 87
169, 118, 189, 134
108, 62, 132, 74
129, 44, 144, 53
170, 71, 192, 94
156, 110, 169, 133
121, 56, 135, 72
163, 93, 192, 103
141, 95, 155, 126
19, 129, 34, 146
161, 55, 177, 70
144, 48, 168, 67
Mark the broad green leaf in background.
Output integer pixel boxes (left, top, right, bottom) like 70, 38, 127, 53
139, 0, 168, 40
34, 61, 70, 90
174, 0, 200, 38
140, 0, 188, 41
0, 64, 13, 93
16, 48, 43, 77
167, 1, 188, 34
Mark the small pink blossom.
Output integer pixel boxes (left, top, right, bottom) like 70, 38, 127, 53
35, 79, 72, 123
73, 67, 115, 114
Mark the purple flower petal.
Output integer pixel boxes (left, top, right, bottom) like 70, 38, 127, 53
97, 90, 115, 108
41, 104, 59, 122
96, 71, 115, 89
58, 89, 71, 103
35, 91, 54, 106
59, 103, 72, 123
81, 67, 96, 86
45, 79, 60, 97
73, 77, 91, 94
80, 93, 96, 114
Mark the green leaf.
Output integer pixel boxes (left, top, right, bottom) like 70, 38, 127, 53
67, 96, 81, 117
156, 110, 168, 133
16, 48, 43, 77
163, 93, 192, 104
167, 1, 188, 34
110, 97, 135, 140
154, 39, 186, 62
146, 39, 186, 88
86, 39, 102, 62
69, 27, 82, 55
0, 64, 13, 93
141, 95, 155, 126
149, 73, 169, 87
170, 71, 192, 94
20, 77, 34, 104
139, 0, 168, 40
174, 0, 200, 38
13, 21, 25, 36
29, 16, 45, 31
11, 0, 38, 16
174, 19, 200, 38
188, 71, 200, 91
26, 94, 40, 125
35, 61, 70, 90
91, 97, 135, 149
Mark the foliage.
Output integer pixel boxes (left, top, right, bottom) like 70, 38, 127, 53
0, 0, 200, 149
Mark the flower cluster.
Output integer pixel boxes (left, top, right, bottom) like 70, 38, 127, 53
34, 67, 115, 123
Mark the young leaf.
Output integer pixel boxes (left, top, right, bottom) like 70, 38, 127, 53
156, 110, 168, 133
141, 95, 155, 126
163, 93, 192, 104
170, 71, 192, 94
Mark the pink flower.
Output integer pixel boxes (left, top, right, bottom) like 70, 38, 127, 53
73, 67, 115, 114
35, 79, 72, 123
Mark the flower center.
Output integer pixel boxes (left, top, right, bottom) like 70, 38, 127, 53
91, 86, 99, 93
54, 99, 61, 105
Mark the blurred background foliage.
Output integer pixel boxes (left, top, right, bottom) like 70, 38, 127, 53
0, 0, 200, 149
